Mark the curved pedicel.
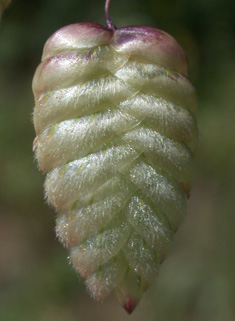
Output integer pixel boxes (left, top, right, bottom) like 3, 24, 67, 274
33, 20, 198, 314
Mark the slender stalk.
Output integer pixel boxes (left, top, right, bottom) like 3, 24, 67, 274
105, 0, 116, 30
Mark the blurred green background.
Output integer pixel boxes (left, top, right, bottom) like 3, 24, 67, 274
0, 0, 234, 320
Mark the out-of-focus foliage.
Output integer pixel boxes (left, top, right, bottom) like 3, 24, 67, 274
0, 0, 11, 20
0, 0, 234, 320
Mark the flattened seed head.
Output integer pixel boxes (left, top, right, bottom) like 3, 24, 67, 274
33, 19, 197, 313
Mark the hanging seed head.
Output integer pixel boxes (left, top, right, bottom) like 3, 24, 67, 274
32, 0, 197, 314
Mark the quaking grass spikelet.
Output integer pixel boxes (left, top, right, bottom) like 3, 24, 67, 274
32, 0, 198, 313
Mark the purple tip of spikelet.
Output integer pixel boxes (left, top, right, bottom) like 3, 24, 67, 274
122, 296, 138, 314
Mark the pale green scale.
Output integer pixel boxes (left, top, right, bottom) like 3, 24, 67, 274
115, 62, 197, 112
34, 76, 137, 135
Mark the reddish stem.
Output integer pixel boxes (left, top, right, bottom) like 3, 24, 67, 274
105, 0, 116, 30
